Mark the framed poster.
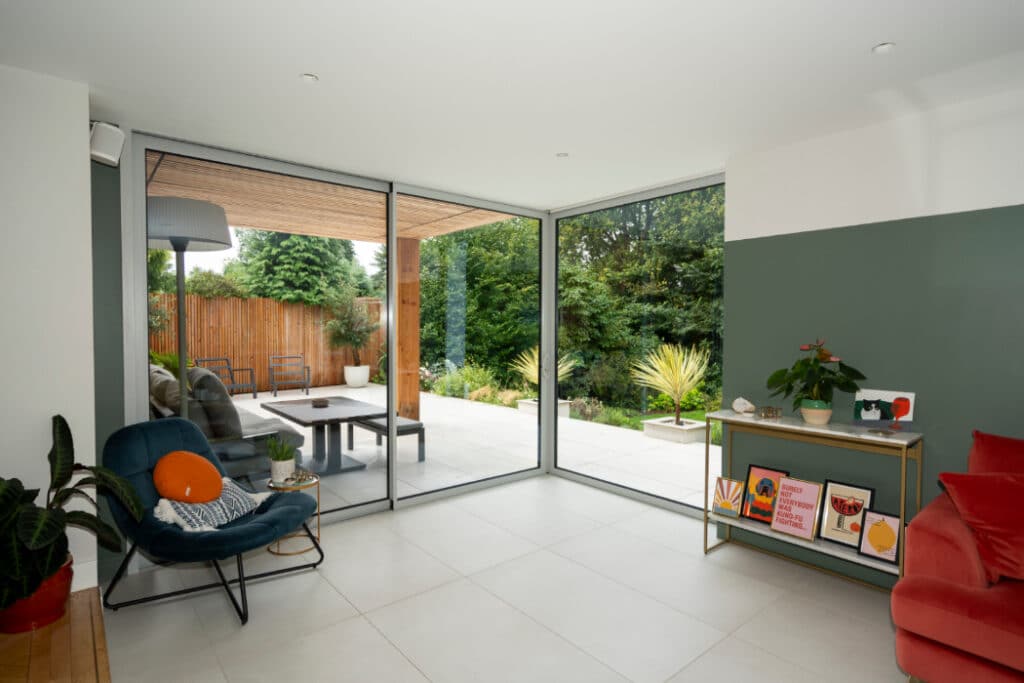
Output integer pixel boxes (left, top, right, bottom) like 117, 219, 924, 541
712, 477, 744, 518
853, 389, 916, 430
741, 465, 789, 524
770, 477, 824, 541
818, 480, 875, 548
858, 509, 900, 564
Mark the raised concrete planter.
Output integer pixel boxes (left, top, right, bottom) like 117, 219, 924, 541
642, 416, 707, 443
517, 398, 571, 418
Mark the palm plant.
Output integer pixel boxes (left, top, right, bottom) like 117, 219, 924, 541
0, 416, 143, 609
510, 347, 577, 390
631, 344, 710, 425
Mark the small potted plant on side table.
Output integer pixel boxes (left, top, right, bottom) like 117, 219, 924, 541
267, 438, 297, 484
766, 338, 866, 425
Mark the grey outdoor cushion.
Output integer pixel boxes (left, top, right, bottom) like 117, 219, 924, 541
189, 367, 243, 439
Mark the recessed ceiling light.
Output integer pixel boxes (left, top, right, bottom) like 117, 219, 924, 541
871, 42, 895, 55
555, 152, 569, 158
300, 73, 320, 83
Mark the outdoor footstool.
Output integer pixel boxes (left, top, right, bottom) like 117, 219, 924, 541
347, 416, 425, 461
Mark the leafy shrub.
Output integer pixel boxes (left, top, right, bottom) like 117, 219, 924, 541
570, 397, 604, 421
497, 389, 525, 407
432, 363, 498, 398
468, 385, 495, 402
647, 393, 675, 412
594, 406, 632, 428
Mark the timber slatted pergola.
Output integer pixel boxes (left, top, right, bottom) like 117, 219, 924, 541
146, 151, 514, 419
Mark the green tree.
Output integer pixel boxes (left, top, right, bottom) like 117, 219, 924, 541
418, 217, 540, 386
368, 245, 387, 298
234, 229, 368, 305
185, 267, 249, 299
147, 249, 175, 293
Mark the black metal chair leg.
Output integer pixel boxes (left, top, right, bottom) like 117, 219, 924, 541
211, 557, 249, 625
102, 542, 139, 611
103, 523, 322, 623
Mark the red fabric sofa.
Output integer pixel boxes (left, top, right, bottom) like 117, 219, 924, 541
891, 439, 1024, 683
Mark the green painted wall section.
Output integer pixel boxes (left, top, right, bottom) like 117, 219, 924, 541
721, 203, 1024, 586
90, 161, 124, 581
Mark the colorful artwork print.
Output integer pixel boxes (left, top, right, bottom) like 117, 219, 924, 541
770, 477, 824, 540
712, 477, 743, 518
854, 389, 916, 428
819, 480, 874, 547
741, 465, 789, 524
858, 510, 900, 564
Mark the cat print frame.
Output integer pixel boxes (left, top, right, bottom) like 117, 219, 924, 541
857, 509, 900, 564
818, 480, 875, 548
853, 389, 916, 429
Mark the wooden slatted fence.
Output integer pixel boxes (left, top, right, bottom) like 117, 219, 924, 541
148, 293, 384, 392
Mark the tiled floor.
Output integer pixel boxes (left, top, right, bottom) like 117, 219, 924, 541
104, 476, 903, 683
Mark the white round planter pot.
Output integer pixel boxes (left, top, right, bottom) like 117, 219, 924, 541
270, 458, 295, 484
344, 365, 371, 387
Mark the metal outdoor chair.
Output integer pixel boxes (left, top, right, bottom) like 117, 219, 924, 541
269, 354, 311, 396
195, 357, 257, 398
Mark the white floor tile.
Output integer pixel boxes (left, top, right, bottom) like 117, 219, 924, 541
196, 570, 358, 661
105, 596, 216, 681
316, 523, 460, 612
217, 615, 427, 682
474, 550, 725, 683
733, 595, 904, 683
667, 634, 821, 683
552, 526, 786, 632
390, 500, 538, 574
367, 579, 626, 683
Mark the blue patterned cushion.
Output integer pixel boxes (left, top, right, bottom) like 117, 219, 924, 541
155, 478, 271, 532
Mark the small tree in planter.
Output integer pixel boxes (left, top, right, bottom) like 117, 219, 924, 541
324, 286, 380, 388
510, 347, 578, 417
631, 344, 709, 425
0, 415, 143, 632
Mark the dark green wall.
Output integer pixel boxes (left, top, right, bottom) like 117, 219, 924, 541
90, 161, 124, 581
722, 203, 1024, 585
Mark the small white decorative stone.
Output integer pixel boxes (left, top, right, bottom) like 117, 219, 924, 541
732, 397, 756, 413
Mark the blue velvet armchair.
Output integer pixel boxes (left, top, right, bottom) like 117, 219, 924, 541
101, 418, 323, 624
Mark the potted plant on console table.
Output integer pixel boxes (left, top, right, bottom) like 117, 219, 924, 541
0, 415, 143, 633
765, 338, 865, 425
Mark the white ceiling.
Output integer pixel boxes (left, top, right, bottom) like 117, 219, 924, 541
2, 0, 1023, 211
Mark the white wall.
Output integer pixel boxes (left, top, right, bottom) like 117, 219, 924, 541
725, 88, 1024, 241
0, 64, 97, 590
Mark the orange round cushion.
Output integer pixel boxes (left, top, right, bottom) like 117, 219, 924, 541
153, 450, 223, 503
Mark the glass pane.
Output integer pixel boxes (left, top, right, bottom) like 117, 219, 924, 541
394, 194, 541, 498
555, 184, 725, 505
145, 151, 388, 513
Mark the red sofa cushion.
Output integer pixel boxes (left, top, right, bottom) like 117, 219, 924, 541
905, 492, 987, 587
970, 431, 1024, 474
896, 629, 1024, 683
892, 576, 1024, 673
940, 472, 1024, 583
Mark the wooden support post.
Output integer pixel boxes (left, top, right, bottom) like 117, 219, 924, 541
396, 237, 421, 420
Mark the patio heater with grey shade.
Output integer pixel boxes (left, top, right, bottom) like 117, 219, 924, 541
147, 197, 231, 418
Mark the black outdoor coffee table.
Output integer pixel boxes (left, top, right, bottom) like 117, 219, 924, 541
261, 396, 387, 475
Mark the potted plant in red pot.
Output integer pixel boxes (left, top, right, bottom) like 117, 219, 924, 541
766, 339, 866, 425
0, 415, 143, 632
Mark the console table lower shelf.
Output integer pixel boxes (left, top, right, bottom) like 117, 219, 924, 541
707, 511, 899, 576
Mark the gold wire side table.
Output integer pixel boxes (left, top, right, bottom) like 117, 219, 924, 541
267, 472, 320, 556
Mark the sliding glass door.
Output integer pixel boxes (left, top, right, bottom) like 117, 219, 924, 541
393, 193, 541, 498
555, 184, 725, 506
144, 150, 390, 513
